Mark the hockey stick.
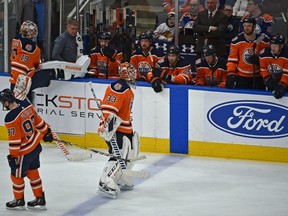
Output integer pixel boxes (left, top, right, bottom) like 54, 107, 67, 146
52, 138, 146, 163
252, 34, 265, 89
88, 81, 128, 170
50, 128, 92, 161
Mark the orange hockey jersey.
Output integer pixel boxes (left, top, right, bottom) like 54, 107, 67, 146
259, 46, 288, 86
89, 46, 122, 79
151, 57, 192, 84
227, 33, 269, 78
195, 57, 227, 87
5, 100, 49, 157
130, 47, 164, 81
101, 79, 134, 134
10, 35, 41, 84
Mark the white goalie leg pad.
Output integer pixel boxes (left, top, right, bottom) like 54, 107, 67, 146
98, 113, 122, 142
117, 136, 134, 190
98, 160, 121, 198
13, 74, 32, 100
127, 131, 140, 170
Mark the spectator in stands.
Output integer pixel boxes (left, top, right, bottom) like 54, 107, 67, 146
154, 12, 175, 42
195, 44, 227, 87
163, 0, 190, 13
259, 33, 288, 99
52, 19, 79, 63
88, 32, 122, 79
226, 17, 270, 90
150, 45, 193, 93
262, 0, 288, 36
179, 0, 204, 43
232, 0, 249, 18
239, 0, 273, 37
194, 0, 228, 58
223, 4, 240, 58
130, 31, 164, 82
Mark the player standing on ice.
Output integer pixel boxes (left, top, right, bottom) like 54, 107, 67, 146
97, 62, 140, 198
0, 89, 53, 210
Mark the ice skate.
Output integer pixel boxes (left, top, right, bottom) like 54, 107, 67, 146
27, 192, 47, 210
6, 198, 26, 210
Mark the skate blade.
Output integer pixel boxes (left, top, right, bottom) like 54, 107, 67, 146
27, 205, 47, 210
119, 185, 134, 190
97, 189, 117, 199
6, 206, 26, 211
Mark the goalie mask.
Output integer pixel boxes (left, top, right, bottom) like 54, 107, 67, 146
0, 88, 16, 110
20, 20, 38, 41
119, 62, 137, 85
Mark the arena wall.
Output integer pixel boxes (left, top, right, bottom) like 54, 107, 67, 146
0, 74, 287, 162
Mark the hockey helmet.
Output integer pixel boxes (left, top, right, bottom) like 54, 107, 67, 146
0, 89, 16, 105
166, 45, 180, 57
139, 31, 153, 41
99, 32, 112, 40
242, 16, 256, 25
270, 34, 285, 45
20, 20, 38, 41
119, 62, 137, 84
203, 44, 216, 57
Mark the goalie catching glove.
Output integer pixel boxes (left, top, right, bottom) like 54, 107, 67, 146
98, 113, 122, 141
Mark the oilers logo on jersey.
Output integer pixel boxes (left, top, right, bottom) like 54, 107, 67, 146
268, 64, 283, 79
138, 62, 151, 76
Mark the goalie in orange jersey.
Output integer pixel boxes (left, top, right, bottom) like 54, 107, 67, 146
259, 34, 288, 99
10, 20, 41, 102
0, 88, 53, 210
97, 62, 140, 199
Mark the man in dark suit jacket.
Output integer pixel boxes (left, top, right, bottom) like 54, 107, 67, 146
194, 0, 228, 58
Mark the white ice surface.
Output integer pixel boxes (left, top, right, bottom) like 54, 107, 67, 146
0, 141, 288, 216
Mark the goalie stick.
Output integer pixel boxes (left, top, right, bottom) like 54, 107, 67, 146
52, 138, 148, 178
50, 128, 92, 161
88, 82, 128, 170
52, 138, 147, 163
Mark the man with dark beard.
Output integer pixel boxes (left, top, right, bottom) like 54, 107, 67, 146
226, 17, 270, 90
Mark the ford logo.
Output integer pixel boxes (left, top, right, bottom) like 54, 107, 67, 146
207, 100, 288, 139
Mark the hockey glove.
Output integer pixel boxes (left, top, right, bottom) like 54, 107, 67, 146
43, 128, 53, 143
151, 78, 164, 93
226, 75, 237, 89
152, 67, 163, 77
264, 76, 277, 91
161, 71, 172, 83
273, 83, 287, 99
247, 54, 260, 66
103, 46, 117, 62
7, 155, 20, 169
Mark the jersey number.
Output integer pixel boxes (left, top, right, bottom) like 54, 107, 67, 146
20, 54, 30, 62
22, 116, 35, 140
106, 94, 117, 103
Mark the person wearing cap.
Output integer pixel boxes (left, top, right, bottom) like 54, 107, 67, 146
150, 45, 193, 93
259, 33, 288, 99
239, 0, 274, 37
195, 44, 227, 87
130, 31, 165, 82
154, 12, 175, 42
226, 16, 270, 90
52, 19, 79, 63
88, 32, 122, 79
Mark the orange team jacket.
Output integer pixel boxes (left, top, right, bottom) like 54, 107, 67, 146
5, 100, 49, 157
195, 57, 227, 87
130, 47, 164, 82
10, 35, 41, 85
259, 46, 288, 86
151, 57, 192, 84
101, 79, 134, 134
227, 33, 270, 78
89, 46, 123, 79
